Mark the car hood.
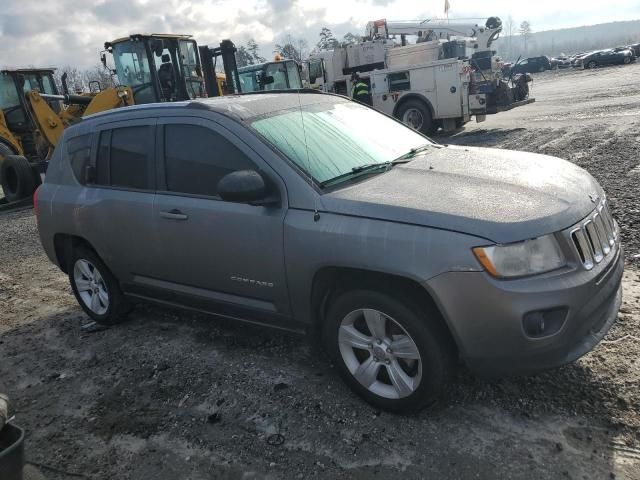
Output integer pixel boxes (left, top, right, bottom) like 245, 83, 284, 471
321, 145, 602, 244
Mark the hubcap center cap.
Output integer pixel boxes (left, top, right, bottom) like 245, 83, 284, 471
373, 343, 389, 361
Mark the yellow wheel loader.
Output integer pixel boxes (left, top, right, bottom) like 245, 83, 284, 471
102, 34, 242, 102
0, 69, 132, 204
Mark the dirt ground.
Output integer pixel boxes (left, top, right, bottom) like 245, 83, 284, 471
1, 63, 640, 480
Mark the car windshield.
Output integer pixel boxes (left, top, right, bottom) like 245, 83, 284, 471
250, 100, 432, 186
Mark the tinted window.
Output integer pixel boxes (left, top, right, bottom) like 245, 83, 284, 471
94, 126, 152, 190
67, 134, 92, 183
96, 131, 110, 185
164, 124, 255, 197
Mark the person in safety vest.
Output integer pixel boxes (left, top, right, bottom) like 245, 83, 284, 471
351, 73, 372, 106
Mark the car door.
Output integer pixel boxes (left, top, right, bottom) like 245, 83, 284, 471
82, 119, 158, 284
145, 116, 292, 324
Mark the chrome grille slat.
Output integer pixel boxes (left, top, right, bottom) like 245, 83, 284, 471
584, 220, 604, 262
593, 213, 610, 255
569, 199, 617, 270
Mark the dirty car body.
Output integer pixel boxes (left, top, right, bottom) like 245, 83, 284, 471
36, 92, 623, 411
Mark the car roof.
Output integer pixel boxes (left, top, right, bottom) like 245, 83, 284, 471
83, 91, 349, 123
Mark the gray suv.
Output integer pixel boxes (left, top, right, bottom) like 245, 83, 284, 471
36, 93, 623, 412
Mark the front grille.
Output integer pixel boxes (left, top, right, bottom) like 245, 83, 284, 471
570, 200, 617, 270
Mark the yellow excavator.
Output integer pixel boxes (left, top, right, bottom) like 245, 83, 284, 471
0, 68, 132, 203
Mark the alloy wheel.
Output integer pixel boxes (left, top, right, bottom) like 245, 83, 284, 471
338, 308, 422, 399
73, 259, 109, 315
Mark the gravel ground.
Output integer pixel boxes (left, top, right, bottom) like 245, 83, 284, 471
1, 63, 640, 480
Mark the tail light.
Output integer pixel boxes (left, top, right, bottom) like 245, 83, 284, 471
33, 185, 41, 220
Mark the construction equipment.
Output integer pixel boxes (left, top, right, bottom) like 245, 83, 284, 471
236, 57, 303, 92
103, 34, 209, 104
0, 68, 132, 203
306, 16, 533, 134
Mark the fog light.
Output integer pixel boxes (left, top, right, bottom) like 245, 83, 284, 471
522, 308, 567, 338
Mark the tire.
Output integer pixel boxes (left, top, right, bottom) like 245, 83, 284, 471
324, 289, 455, 412
538, 66, 545, 72
69, 246, 131, 325
0, 155, 36, 203
587, 61, 597, 69
396, 100, 435, 136
623, 57, 631, 65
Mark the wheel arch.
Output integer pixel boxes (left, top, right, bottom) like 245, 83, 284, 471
53, 234, 102, 274
309, 266, 459, 355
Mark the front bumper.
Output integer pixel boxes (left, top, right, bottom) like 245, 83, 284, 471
427, 244, 624, 376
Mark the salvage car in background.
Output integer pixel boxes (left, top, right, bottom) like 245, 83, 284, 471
551, 56, 572, 69
508, 56, 553, 74
578, 49, 635, 69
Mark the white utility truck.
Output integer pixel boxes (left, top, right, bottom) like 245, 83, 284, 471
306, 17, 534, 134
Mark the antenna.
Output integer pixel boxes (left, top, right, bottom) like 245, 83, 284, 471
295, 90, 321, 221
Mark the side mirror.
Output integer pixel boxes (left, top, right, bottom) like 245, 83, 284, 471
218, 170, 274, 205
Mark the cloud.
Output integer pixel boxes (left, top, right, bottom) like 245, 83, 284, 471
1, 0, 638, 70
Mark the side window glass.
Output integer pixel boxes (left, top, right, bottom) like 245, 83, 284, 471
95, 131, 110, 185
67, 134, 92, 184
164, 124, 255, 197
286, 61, 302, 88
94, 126, 152, 190
110, 126, 152, 189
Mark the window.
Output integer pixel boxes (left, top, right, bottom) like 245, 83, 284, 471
251, 100, 430, 186
96, 131, 110, 185
286, 61, 302, 88
67, 134, 92, 183
388, 71, 410, 92
94, 126, 153, 190
264, 63, 289, 90
164, 124, 255, 197
110, 127, 152, 189
308, 60, 324, 84
0, 74, 20, 110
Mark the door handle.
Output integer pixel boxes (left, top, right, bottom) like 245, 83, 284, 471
160, 209, 189, 221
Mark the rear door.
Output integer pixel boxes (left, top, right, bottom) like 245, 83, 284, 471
145, 116, 291, 323
83, 119, 158, 284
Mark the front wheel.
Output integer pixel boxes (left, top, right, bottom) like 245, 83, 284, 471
587, 61, 597, 69
69, 246, 131, 324
324, 289, 455, 412
623, 56, 631, 65
396, 100, 435, 136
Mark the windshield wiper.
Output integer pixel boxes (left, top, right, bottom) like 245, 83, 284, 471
392, 143, 436, 162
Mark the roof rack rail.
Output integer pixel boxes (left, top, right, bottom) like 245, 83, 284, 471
236, 88, 324, 96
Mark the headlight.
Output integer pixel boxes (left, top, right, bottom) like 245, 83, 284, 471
473, 234, 566, 279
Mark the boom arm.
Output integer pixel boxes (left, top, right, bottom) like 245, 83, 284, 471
366, 17, 502, 51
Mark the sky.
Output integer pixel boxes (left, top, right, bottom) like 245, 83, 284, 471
1, 0, 639, 69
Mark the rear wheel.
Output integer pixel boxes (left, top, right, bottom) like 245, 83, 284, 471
623, 56, 631, 65
324, 289, 455, 412
0, 155, 36, 202
397, 100, 435, 136
69, 246, 131, 325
